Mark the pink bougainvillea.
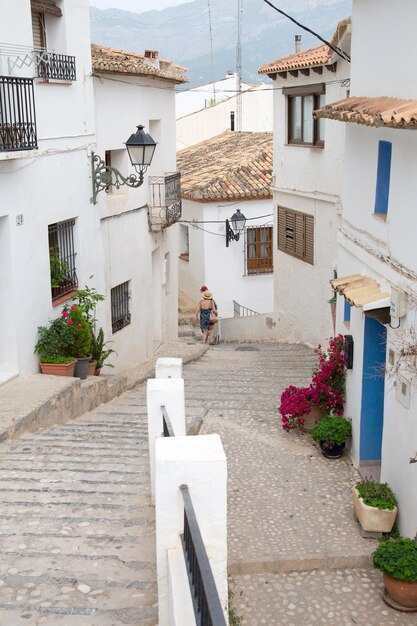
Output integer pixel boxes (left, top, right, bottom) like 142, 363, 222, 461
279, 335, 346, 432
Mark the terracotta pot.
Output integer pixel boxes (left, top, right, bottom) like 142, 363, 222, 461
88, 360, 97, 376
384, 573, 417, 609
300, 407, 323, 433
40, 360, 76, 376
352, 486, 397, 533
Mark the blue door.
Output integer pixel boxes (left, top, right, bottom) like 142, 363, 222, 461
360, 317, 387, 461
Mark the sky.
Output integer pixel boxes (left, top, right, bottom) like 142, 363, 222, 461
90, 0, 190, 12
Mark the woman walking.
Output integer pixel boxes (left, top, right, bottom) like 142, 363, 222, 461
196, 290, 217, 344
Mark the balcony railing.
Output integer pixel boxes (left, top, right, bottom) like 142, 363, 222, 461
35, 51, 76, 81
148, 172, 182, 232
0, 76, 37, 151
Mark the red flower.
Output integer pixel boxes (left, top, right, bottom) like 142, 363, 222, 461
71, 305, 76, 310
62, 311, 69, 318
77, 323, 82, 328
67, 319, 73, 325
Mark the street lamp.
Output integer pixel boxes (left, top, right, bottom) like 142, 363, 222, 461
226, 208, 246, 247
91, 125, 157, 204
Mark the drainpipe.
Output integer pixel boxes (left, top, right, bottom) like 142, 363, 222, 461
295, 34, 301, 53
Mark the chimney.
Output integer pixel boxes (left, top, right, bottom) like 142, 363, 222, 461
295, 35, 301, 53
144, 49, 159, 60
230, 111, 235, 131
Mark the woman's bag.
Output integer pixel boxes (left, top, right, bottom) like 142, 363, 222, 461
209, 300, 218, 324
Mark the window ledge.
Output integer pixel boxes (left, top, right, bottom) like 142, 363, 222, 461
285, 143, 324, 149
179, 253, 189, 262
52, 289, 78, 307
372, 212, 387, 222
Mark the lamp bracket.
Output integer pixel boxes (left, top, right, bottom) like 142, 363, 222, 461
226, 218, 240, 247
91, 152, 146, 204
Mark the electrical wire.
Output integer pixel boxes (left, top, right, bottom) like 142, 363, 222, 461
261, 0, 351, 63
179, 213, 273, 224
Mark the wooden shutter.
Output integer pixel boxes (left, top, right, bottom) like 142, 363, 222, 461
277, 206, 314, 264
305, 214, 314, 264
31, 0, 62, 17
32, 11, 46, 48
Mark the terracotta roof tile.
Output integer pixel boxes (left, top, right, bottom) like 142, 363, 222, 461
258, 18, 350, 75
176, 131, 273, 202
315, 95, 417, 130
91, 43, 187, 84
331, 274, 389, 307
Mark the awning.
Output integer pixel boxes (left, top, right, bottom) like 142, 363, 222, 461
31, 0, 62, 17
330, 273, 389, 307
314, 96, 417, 130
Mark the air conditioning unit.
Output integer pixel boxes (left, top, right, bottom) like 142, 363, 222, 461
390, 287, 407, 319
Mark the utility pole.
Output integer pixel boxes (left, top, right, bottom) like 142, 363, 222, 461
236, 0, 243, 131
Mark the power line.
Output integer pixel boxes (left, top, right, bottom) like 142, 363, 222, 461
261, 0, 351, 63
207, 0, 216, 105
180, 213, 273, 224
176, 78, 350, 94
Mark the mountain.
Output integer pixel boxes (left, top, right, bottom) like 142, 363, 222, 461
90, 0, 352, 88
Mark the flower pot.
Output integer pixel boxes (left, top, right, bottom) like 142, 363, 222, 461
94, 368, 101, 376
88, 359, 97, 376
300, 407, 323, 433
319, 441, 346, 459
383, 574, 417, 609
352, 486, 397, 533
74, 356, 90, 380
40, 360, 76, 376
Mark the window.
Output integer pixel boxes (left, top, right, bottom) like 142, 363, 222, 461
111, 281, 131, 333
277, 206, 314, 264
374, 140, 392, 217
179, 224, 189, 261
48, 219, 78, 301
285, 84, 325, 146
245, 226, 273, 275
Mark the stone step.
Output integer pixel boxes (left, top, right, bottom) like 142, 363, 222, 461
178, 324, 196, 337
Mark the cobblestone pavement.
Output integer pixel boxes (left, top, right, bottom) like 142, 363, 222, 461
0, 341, 411, 625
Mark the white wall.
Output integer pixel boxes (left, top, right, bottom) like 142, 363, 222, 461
176, 73, 252, 119
179, 199, 274, 319
176, 86, 273, 151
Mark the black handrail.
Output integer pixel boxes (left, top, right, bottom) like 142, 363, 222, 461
180, 485, 227, 626
161, 405, 175, 437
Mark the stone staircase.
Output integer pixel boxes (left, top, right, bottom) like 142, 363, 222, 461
178, 289, 198, 340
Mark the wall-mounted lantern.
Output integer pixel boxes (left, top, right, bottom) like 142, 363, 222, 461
91, 125, 157, 204
226, 209, 246, 247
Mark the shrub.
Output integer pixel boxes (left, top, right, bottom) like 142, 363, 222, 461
373, 538, 417, 582
40, 355, 76, 364
35, 316, 79, 360
62, 305, 92, 357
355, 480, 397, 511
278, 386, 315, 431
312, 416, 352, 446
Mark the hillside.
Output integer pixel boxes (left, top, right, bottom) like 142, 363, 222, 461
90, 0, 351, 87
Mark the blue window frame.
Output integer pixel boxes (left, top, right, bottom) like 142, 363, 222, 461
374, 140, 392, 216
344, 300, 351, 323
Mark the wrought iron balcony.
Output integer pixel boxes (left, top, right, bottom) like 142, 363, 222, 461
0, 76, 37, 151
148, 172, 182, 232
35, 51, 76, 81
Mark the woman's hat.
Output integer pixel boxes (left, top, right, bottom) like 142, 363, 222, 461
200, 285, 208, 292
203, 291, 212, 299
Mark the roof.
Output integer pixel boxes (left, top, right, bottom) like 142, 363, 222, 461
258, 18, 350, 75
330, 274, 389, 307
176, 131, 273, 202
314, 96, 417, 130
91, 44, 188, 84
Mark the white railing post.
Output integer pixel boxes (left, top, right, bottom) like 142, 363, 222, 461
156, 357, 183, 379
155, 434, 228, 626
147, 378, 186, 504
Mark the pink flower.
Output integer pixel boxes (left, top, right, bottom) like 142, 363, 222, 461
77, 323, 82, 328
67, 319, 73, 325
71, 305, 76, 310
62, 311, 69, 318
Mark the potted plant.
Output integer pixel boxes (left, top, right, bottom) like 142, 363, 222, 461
49, 250, 74, 298
353, 479, 397, 534
62, 305, 92, 379
35, 317, 77, 376
311, 416, 352, 458
279, 385, 321, 433
71, 286, 105, 375
373, 537, 417, 610
90, 327, 116, 375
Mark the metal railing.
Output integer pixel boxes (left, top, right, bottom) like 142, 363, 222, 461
35, 51, 76, 81
148, 172, 182, 231
161, 405, 175, 437
180, 485, 227, 626
0, 76, 37, 151
233, 300, 260, 317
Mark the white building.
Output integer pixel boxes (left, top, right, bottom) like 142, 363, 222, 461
0, 0, 185, 384
0, 0, 95, 383
258, 21, 351, 346
92, 44, 186, 365
176, 84, 273, 151
316, 0, 417, 538
177, 131, 273, 320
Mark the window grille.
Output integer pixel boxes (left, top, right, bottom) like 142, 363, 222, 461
277, 206, 314, 265
111, 281, 131, 333
245, 226, 273, 275
48, 219, 78, 300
